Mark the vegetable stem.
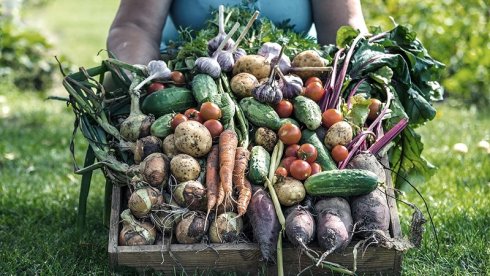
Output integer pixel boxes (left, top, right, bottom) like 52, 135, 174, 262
231, 11, 260, 52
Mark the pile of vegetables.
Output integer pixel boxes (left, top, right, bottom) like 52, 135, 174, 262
62, 4, 444, 275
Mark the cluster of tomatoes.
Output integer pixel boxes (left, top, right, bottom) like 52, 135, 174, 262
146, 71, 187, 94
172, 102, 224, 139
275, 143, 321, 181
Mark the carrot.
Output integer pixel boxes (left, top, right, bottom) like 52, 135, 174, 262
237, 178, 252, 217
232, 146, 251, 217
205, 145, 220, 222
217, 130, 238, 206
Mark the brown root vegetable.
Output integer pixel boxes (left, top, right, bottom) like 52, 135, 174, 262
150, 201, 175, 233
254, 127, 278, 152
162, 134, 179, 159
128, 186, 164, 218
170, 154, 201, 183
274, 177, 306, 206
134, 136, 162, 164
230, 72, 259, 98
175, 211, 208, 244
346, 153, 386, 184
209, 212, 243, 243
139, 153, 169, 188
182, 180, 207, 211
247, 186, 281, 263
350, 188, 390, 239
314, 198, 353, 259
232, 55, 271, 80
291, 50, 327, 80
118, 209, 157, 246
324, 121, 353, 149
174, 121, 213, 158
285, 205, 315, 249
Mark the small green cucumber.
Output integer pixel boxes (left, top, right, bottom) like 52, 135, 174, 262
293, 96, 322, 130
240, 97, 281, 130
304, 169, 379, 197
141, 87, 196, 118
248, 146, 271, 185
150, 113, 174, 139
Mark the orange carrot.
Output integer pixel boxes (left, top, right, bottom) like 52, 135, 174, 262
217, 130, 238, 206
237, 178, 252, 217
205, 145, 220, 220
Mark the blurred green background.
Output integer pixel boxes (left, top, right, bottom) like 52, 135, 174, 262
0, 0, 488, 274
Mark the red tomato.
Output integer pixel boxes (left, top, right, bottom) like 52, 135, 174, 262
289, 160, 312, 181
203, 119, 224, 138
171, 71, 186, 86
368, 98, 382, 120
275, 167, 288, 178
284, 144, 300, 158
297, 143, 318, 163
331, 145, 349, 162
274, 100, 293, 118
184, 108, 203, 123
280, 156, 297, 172
147, 82, 165, 94
277, 123, 301, 145
200, 102, 222, 121
304, 82, 325, 102
310, 162, 322, 176
305, 77, 322, 87
171, 113, 188, 129
322, 109, 343, 128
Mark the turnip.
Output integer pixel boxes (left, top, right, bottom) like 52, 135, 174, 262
247, 186, 280, 263
314, 197, 353, 264
175, 211, 208, 244
209, 212, 243, 243
274, 177, 305, 206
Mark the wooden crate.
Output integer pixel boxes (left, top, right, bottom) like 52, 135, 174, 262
108, 163, 403, 275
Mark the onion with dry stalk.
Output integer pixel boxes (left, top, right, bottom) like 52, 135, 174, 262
128, 186, 164, 218
175, 211, 209, 244
209, 212, 244, 243
139, 152, 169, 188
118, 209, 157, 246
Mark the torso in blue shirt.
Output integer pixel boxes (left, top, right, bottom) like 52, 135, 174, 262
161, 0, 313, 50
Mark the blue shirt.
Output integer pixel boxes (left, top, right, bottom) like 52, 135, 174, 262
161, 0, 313, 50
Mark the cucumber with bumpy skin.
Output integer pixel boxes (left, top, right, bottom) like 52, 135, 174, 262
248, 146, 271, 185
240, 97, 281, 130
142, 87, 196, 118
304, 169, 378, 197
293, 96, 322, 130
150, 113, 174, 139
300, 129, 337, 171
191, 74, 219, 104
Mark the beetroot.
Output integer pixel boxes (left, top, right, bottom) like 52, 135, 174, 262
285, 205, 315, 249
247, 186, 280, 263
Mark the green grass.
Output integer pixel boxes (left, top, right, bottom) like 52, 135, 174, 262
1, 0, 489, 274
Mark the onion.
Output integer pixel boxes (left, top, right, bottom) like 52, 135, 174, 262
150, 201, 175, 233
172, 180, 207, 211
134, 136, 162, 164
209, 212, 243, 243
139, 153, 169, 188
118, 209, 157, 246
128, 186, 164, 218
175, 211, 209, 244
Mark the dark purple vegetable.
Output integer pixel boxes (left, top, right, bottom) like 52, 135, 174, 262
285, 205, 315, 249
247, 186, 281, 263
314, 197, 353, 263
350, 188, 390, 239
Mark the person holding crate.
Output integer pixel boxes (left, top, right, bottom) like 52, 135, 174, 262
107, 0, 368, 66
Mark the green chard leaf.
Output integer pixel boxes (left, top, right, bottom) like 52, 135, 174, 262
345, 94, 371, 128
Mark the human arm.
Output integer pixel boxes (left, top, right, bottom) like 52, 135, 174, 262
107, 0, 173, 65
311, 0, 368, 45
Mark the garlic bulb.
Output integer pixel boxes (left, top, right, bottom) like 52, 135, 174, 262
252, 81, 283, 105
208, 5, 235, 55
195, 57, 222, 78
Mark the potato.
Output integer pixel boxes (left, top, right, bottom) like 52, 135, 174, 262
324, 121, 353, 149
254, 127, 277, 152
230, 72, 259, 98
170, 154, 201, 183
162, 134, 179, 158
274, 177, 306, 206
232, 55, 271, 80
291, 50, 327, 80
174, 121, 212, 158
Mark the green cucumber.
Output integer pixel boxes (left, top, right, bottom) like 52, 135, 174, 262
191, 74, 219, 104
239, 97, 281, 130
304, 169, 379, 197
141, 87, 196, 118
293, 96, 322, 130
300, 129, 337, 171
150, 113, 174, 138
248, 146, 271, 185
